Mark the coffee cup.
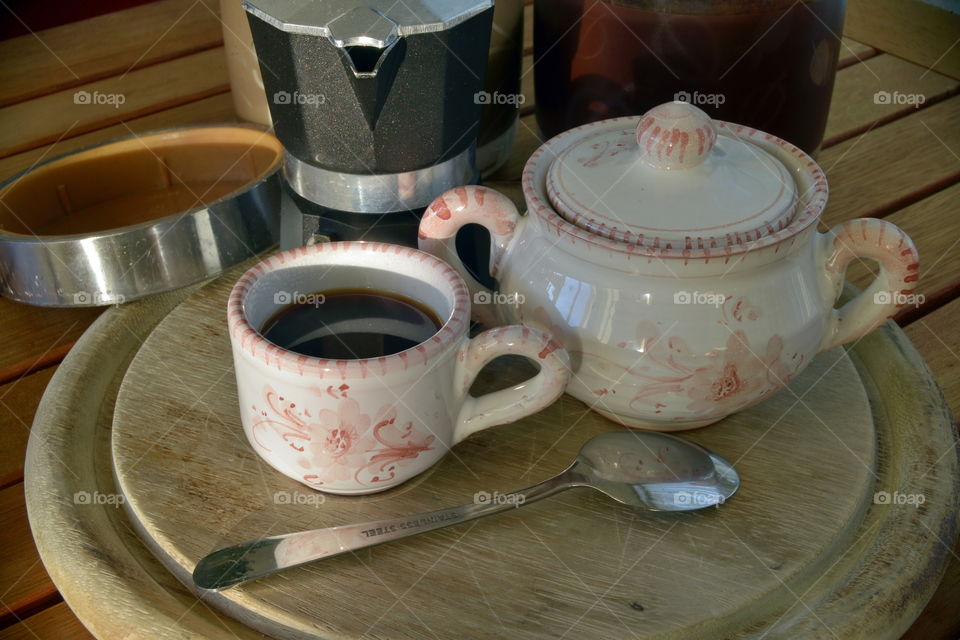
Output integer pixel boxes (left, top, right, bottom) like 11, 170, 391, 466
227, 242, 571, 494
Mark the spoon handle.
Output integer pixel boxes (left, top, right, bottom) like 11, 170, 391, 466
193, 470, 583, 590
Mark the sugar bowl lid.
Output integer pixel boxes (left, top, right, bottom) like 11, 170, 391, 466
545, 102, 798, 249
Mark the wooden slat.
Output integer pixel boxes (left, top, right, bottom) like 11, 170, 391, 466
0, 367, 57, 490
823, 54, 958, 146
837, 37, 877, 69
0, 93, 237, 180
845, 0, 960, 80
0, 484, 58, 628
0, 47, 230, 158
820, 96, 960, 227
0, 603, 94, 640
0, 302, 101, 387
846, 183, 960, 305
0, 0, 222, 109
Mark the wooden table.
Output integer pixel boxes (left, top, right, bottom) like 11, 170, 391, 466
0, 1, 958, 638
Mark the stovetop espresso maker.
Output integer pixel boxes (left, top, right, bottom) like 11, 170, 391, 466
243, 0, 494, 248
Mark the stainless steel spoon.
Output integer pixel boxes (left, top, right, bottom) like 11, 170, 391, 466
193, 430, 739, 590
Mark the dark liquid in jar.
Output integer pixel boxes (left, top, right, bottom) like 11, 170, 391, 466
533, 0, 845, 155
260, 289, 443, 359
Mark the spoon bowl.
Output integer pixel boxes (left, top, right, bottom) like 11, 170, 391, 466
194, 430, 739, 590
573, 430, 740, 511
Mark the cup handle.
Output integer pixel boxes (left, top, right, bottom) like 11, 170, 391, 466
419, 186, 523, 327
452, 325, 570, 444
818, 218, 919, 352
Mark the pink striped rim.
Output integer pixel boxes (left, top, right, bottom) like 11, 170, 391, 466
227, 242, 470, 377
522, 116, 829, 260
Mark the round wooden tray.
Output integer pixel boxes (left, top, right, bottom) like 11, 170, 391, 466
25, 265, 959, 639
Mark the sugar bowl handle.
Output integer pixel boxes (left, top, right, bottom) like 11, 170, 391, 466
419, 186, 522, 327
818, 218, 919, 352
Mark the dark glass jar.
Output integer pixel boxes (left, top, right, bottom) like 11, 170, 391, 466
533, 0, 846, 155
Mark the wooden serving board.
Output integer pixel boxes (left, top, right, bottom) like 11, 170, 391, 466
25, 263, 958, 640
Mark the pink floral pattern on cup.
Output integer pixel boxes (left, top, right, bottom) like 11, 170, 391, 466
250, 386, 435, 488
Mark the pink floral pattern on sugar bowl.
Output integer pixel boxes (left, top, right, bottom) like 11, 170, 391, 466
591, 322, 804, 425
250, 386, 435, 489
419, 102, 920, 430
518, 296, 806, 428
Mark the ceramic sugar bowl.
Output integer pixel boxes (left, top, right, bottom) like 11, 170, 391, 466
418, 101, 920, 430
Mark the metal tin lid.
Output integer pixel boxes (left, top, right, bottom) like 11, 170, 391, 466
243, 0, 493, 38
0, 125, 284, 307
546, 102, 798, 248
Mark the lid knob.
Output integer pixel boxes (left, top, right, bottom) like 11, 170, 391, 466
635, 102, 717, 171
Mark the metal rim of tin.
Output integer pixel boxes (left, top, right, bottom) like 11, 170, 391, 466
0, 124, 285, 307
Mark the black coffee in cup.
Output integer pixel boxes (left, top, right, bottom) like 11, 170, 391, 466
260, 289, 442, 359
